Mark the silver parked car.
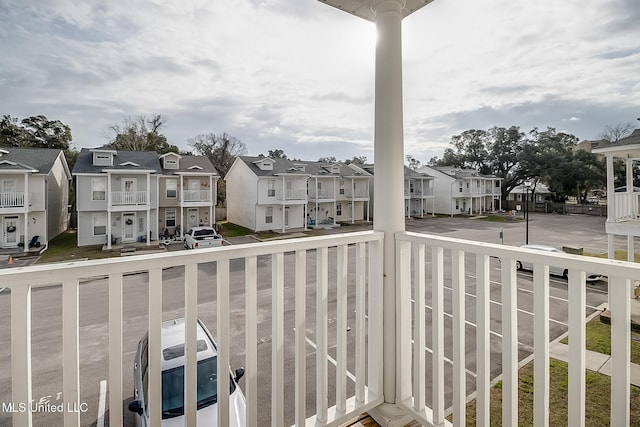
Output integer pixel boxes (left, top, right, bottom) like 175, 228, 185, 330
128, 318, 246, 426
516, 244, 603, 282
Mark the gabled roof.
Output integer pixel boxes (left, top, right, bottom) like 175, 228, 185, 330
72, 148, 161, 174
362, 164, 433, 179
162, 155, 219, 176
238, 156, 311, 177
0, 146, 67, 175
592, 129, 640, 158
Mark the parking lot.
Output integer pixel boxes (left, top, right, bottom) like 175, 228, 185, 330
0, 213, 627, 426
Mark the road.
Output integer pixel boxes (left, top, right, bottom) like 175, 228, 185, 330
0, 213, 617, 425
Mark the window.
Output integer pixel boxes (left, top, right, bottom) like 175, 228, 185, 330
466, 182, 470, 188
92, 213, 107, 236
265, 206, 273, 224
336, 203, 342, 216
455, 201, 459, 210
164, 158, 178, 169
339, 181, 345, 195
267, 180, 275, 197
166, 179, 177, 198
93, 152, 112, 166
458, 183, 463, 192
92, 178, 106, 201
165, 209, 176, 227
495, 181, 500, 188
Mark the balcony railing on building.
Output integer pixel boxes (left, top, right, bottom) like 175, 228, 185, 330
613, 192, 640, 222
110, 190, 147, 206
181, 189, 211, 203
275, 189, 307, 201
308, 189, 335, 200
0, 192, 25, 208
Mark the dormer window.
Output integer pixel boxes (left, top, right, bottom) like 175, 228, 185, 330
254, 159, 274, 171
331, 165, 340, 173
160, 152, 182, 169
93, 152, 113, 166
293, 164, 306, 172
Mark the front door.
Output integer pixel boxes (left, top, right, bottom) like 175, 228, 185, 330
187, 208, 199, 229
3, 216, 19, 247
123, 179, 136, 204
122, 213, 136, 243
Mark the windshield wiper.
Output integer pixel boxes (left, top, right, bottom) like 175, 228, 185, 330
162, 408, 184, 419
197, 395, 217, 409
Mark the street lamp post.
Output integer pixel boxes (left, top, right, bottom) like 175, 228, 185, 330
524, 179, 532, 244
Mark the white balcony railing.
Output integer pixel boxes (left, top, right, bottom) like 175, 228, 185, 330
0, 192, 25, 207
308, 189, 335, 200
2, 231, 383, 427
395, 231, 639, 427
110, 191, 147, 206
181, 189, 211, 202
3, 231, 639, 427
343, 190, 369, 199
275, 189, 307, 201
613, 192, 640, 221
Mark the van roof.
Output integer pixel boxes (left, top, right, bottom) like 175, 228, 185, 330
160, 318, 217, 370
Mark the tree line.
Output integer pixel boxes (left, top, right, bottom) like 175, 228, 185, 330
412, 124, 637, 203
2, 114, 635, 206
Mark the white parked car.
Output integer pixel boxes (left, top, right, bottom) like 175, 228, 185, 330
128, 318, 246, 426
183, 226, 226, 249
516, 244, 603, 282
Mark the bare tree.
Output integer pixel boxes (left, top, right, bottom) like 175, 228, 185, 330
104, 114, 178, 153
189, 133, 248, 205
599, 123, 635, 142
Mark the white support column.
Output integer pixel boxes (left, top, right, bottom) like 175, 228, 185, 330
210, 175, 215, 225
371, 0, 405, 408
23, 172, 29, 252
606, 155, 616, 259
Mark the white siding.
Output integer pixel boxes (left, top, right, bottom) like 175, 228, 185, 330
226, 159, 259, 231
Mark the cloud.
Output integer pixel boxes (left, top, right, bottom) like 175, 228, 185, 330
0, 0, 638, 166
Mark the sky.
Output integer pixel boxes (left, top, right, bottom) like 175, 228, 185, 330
1, 0, 639, 164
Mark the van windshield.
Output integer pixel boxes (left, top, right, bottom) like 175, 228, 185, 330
161, 357, 236, 419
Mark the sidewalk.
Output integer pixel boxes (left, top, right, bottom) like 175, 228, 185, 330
549, 301, 640, 387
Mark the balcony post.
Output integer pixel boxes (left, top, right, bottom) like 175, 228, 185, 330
371, 0, 406, 411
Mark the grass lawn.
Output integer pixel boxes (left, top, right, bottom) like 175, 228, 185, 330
216, 221, 254, 237
480, 214, 523, 222
561, 317, 640, 364
36, 230, 115, 263
584, 250, 640, 263
458, 359, 640, 426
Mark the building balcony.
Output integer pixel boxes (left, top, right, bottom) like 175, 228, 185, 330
3, 231, 638, 427
341, 190, 369, 201
274, 189, 307, 203
308, 189, 336, 201
404, 189, 433, 198
0, 192, 25, 208
181, 189, 212, 203
110, 190, 147, 206
612, 192, 640, 222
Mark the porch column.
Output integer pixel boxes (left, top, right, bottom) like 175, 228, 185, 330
107, 173, 112, 249
372, 0, 406, 407
606, 155, 615, 259
210, 175, 215, 225
351, 178, 355, 224
146, 174, 151, 245
23, 172, 29, 252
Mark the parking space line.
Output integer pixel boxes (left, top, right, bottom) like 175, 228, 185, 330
97, 380, 106, 427
304, 336, 357, 383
